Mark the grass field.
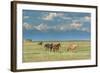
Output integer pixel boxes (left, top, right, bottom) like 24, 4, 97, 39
23, 40, 91, 62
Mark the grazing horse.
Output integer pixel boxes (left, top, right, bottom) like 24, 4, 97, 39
44, 43, 53, 51
52, 43, 61, 52
67, 43, 78, 52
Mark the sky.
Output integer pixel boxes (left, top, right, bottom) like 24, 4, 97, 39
22, 10, 91, 41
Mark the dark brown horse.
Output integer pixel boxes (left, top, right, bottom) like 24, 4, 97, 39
44, 43, 53, 51
44, 43, 61, 52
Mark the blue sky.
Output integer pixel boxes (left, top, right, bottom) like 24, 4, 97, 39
23, 10, 91, 41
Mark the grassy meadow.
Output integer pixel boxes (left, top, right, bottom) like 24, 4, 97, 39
23, 40, 91, 62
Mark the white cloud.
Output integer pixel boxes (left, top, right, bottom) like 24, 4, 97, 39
72, 15, 91, 23
23, 23, 49, 31
43, 13, 57, 20
23, 22, 90, 33
70, 22, 82, 29
57, 22, 83, 31
60, 27, 65, 31
23, 23, 33, 30
34, 24, 48, 31
70, 22, 90, 33
42, 13, 64, 20
84, 16, 91, 21
79, 16, 91, 22
43, 22, 83, 32
33, 23, 69, 32
81, 28, 90, 32
58, 25, 69, 31
23, 16, 30, 19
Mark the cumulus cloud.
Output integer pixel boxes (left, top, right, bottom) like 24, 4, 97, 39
42, 12, 72, 21
56, 25, 69, 31
60, 27, 65, 31
72, 15, 91, 23
81, 28, 90, 32
58, 22, 82, 31
33, 24, 48, 31
42, 13, 57, 20
42, 12, 64, 20
32, 22, 83, 32
70, 22, 82, 30
46, 22, 83, 32
84, 16, 91, 21
23, 23, 49, 31
70, 22, 90, 33
23, 22, 90, 33
79, 15, 91, 22
23, 16, 30, 19
59, 21, 90, 32
23, 23, 33, 30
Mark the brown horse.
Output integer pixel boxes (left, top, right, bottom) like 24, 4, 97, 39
44, 43, 61, 52
52, 43, 61, 52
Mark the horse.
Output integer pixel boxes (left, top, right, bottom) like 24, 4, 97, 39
44, 43, 53, 51
67, 43, 78, 52
44, 43, 61, 52
52, 43, 61, 52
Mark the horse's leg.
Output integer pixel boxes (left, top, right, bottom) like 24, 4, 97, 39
53, 48, 56, 52
50, 47, 52, 52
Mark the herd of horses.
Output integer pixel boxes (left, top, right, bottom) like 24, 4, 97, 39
38, 42, 78, 52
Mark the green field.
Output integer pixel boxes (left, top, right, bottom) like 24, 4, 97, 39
23, 40, 91, 62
